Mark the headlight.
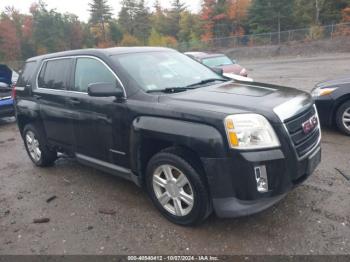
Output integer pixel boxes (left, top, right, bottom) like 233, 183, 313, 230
240, 68, 247, 76
311, 87, 337, 97
224, 114, 280, 149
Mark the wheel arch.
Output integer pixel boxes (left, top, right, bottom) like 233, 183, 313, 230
332, 94, 350, 125
129, 116, 226, 185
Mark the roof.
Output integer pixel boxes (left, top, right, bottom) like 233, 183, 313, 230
27, 46, 175, 62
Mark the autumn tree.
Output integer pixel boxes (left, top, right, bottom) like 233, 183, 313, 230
200, 0, 216, 40
0, 15, 21, 61
227, 0, 251, 35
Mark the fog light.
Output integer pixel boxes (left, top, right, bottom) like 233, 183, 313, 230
254, 166, 268, 193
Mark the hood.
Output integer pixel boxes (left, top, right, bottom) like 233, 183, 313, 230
0, 64, 13, 85
159, 81, 313, 123
316, 76, 350, 88
220, 64, 243, 74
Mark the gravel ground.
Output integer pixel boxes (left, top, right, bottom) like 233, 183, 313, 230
0, 54, 350, 255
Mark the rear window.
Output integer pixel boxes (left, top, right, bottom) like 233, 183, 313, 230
16, 61, 37, 87
38, 59, 72, 90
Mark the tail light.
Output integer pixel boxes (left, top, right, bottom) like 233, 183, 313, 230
11, 84, 16, 99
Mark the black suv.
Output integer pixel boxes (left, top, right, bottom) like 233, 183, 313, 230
14, 47, 321, 225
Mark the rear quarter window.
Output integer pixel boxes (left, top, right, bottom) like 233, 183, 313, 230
16, 61, 37, 87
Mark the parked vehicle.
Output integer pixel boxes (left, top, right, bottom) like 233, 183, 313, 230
312, 76, 350, 135
185, 52, 248, 77
14, 47, 321, 225
0, 64, 16, 118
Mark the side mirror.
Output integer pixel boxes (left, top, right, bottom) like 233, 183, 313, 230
212, 67, 224, 76
87, 82, 124, 98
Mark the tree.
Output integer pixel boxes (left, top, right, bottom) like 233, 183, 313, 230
120, 33, 141, 46
294, 0, 349, 26
133, 0, 151, 44
88, 0, 112, 43
109, 20, 123, 44
166, 0, 186, 39
0, 16, 21, 61
118, 0, 137, 35
200, 0, 216, 40
248, 0, 296, 34
227, 0, 251, 35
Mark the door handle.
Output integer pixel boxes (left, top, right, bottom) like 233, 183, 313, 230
33, 94, 41, 100
68, 98, 81, 105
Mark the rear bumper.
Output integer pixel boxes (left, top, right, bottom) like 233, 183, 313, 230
202, 145, 321, 218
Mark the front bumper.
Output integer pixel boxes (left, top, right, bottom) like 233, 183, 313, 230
314, 96, 334, 126
202, 145, 321, 218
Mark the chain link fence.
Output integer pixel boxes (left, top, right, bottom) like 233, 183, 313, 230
177, 22, 350, 52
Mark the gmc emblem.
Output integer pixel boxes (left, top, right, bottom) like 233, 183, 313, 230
302, 115, 318, 134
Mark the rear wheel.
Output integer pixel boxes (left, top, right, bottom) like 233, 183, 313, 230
146, 150, 211, 226
336, 101, 350, 136
23, 124, 57, 167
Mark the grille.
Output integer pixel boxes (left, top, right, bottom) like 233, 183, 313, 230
284, 106, 320, 158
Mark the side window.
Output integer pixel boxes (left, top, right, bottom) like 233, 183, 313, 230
74, 58, 116, 92
17, 61, 37, 87
38, 59, 71, 90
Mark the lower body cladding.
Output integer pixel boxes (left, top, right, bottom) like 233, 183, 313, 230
202, 146, 321, 218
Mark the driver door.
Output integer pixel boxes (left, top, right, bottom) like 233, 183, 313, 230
66, 57, 128, 166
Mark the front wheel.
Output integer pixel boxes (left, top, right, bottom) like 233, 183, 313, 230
335, 101, 350, 136
23, 124, 57, 167
146, 150, 211, 226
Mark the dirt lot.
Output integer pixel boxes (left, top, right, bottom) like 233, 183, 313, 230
0, 54, 350, 255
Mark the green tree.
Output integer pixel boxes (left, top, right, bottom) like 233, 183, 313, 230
88, 0, 112, 42
294, 0, 350, 26
118, 0, 137, 35
109, 20, 123, 44
166, 0, 186, 39
248, 0, 297, 34
133, 0, 151, 44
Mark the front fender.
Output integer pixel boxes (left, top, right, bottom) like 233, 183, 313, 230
130, 116, 227, 173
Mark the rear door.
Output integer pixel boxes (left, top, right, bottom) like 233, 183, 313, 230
34, 58, 75, 150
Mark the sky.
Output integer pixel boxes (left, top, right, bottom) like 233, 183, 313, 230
0, 0, 202, 21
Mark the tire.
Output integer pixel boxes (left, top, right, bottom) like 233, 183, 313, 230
335, 100, 350, 136
146, 149, 212, 226
23, 124, 57, 167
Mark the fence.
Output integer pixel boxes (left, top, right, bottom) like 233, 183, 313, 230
176, 22, 350, 52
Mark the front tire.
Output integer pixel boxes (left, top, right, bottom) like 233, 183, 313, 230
335, 101, 350, 136
146, 150, 211, 226
23, 124, 57, 167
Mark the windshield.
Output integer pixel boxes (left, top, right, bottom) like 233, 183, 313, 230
202, 56, 235, 67
112, 51, 224, 92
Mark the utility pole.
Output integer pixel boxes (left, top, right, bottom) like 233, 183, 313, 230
278, 12, 281, 45
315, 0, 320, 25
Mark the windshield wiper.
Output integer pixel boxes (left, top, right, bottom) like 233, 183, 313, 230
146, 79, 227, 94
146, 87, 196, 94
185, 78, 227, 88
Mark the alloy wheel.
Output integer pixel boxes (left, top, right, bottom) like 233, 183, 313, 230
342, 107, 350, 131
152, 164, 194, 217
25, 130, 41, 162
